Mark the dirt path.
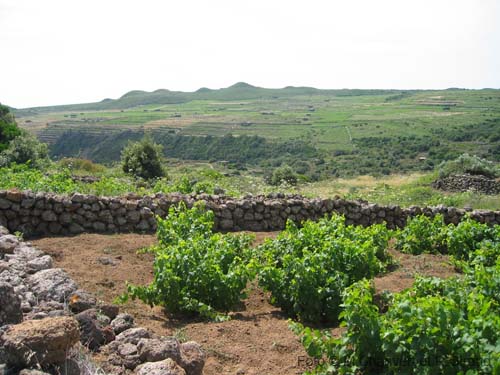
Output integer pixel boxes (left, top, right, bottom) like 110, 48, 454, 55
32, 233, 458, 375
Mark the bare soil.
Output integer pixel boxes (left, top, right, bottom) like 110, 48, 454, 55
32, 233, 458, 375
374, 248, 458, 294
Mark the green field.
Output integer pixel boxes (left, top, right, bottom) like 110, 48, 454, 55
14, 84, 500, 178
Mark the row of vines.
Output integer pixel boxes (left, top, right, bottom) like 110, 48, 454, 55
120, 203, 500, 374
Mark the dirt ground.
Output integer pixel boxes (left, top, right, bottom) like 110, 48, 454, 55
32, 233, 458, 375
374, 248, 457, 293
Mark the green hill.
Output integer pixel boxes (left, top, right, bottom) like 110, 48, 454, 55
14, 83, 404, 114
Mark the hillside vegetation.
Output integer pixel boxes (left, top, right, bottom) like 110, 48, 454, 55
0, 103, 22, 151
14, 84, 500, 178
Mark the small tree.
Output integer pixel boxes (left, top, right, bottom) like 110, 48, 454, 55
0, 104, 22, 152
0, 132, 49, 168
268, 165, 298, 186
121, 136, 165, 179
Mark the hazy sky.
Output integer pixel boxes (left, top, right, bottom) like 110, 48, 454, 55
1, 0, 499, 108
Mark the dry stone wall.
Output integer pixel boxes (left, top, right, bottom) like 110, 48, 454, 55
432, 174, 500, 195
0, 190, 499, 238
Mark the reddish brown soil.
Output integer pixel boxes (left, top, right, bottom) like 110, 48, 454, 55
32, 233, 458, 375
374, 248, 458, 294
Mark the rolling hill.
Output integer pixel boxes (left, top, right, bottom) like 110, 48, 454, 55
14, 83, 403, 114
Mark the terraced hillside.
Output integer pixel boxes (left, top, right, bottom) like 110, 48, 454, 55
14, 84, 500, 177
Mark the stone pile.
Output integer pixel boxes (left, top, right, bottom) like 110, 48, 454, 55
0, 225, 206, 374
0, 190, 499, 238
432, 174, 500, 195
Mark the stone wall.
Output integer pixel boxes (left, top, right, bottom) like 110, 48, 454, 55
0, 190, 499, 238
432, 174, 500, 195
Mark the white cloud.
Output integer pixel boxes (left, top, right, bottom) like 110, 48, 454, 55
0, 0, 498, 107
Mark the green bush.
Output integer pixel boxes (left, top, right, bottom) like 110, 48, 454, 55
438, 154, 499, 178
267, 165, 298, 186
257, 215, 391, 323
395, 214, 447, 255
445, 216, 499, 262
0, 104, 21, 152
396, 214, 499, 262
58, 158, 106, 174
120, 203, 255, 320
0, 163, 141, 196
0, 164, 76, 193
292, 262, 500, 375
0, 132, 49, 168
121, 136, 165, 179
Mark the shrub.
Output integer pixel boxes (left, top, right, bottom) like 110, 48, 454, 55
0, 132, 49, 168
0, 164, 76, 193
120, 203, 255, 320
395, 214, 447, 255
445, 216, 499, 262
121, 136, 164, 179
0, 104, 21, 152
58, 158, 105, 174
396, 214, 499, 261
267, 165, 298, 186
192, 180, 215, 194
257, 215, 391, 323
438, 154, 499, 179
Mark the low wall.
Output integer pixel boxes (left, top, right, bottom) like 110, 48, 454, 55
432, 174, 500, 195
0, 190, 499, 237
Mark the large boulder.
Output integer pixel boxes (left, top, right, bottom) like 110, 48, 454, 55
0, 234, 19, 255
99, 303, 119, 320
106, 341, 141, 370
26, 255, 53, 273
135, 358, 186, 375
137, 337, 181, 363
114, 327, 151, 345
0, 316, 80, 367
110, 313, 134, 334
179, 341, 205, 375
0, 281, 23, 325
75, 309, 114, 350
68, 290, 97, 314
28, 268, 78, 303
104, 327, 153, 369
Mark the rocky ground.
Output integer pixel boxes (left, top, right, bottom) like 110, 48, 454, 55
0, 226, 206, 375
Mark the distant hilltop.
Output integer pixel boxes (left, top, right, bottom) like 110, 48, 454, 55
14, 83, 419, 113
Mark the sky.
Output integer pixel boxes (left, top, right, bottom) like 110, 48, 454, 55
1, 0, 499, 108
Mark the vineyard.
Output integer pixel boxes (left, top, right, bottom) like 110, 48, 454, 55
2, 100, 499, 374
3, 1, 499, 373
112, 204, 500, 375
